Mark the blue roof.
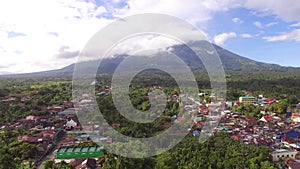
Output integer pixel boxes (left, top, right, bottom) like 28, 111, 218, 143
285, 130, 298, 139
193, 130, 200, 136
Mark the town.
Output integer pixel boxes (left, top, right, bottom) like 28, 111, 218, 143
1, 84, 300, 169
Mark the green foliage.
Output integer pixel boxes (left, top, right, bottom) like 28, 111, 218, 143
266, 100, 288, 114
42, 160, 71, 169
155, 133, 274, 169
0, 79, 72, 123
0, 128, 38, 168
100, 133, 275, 169
232, 104, 262, 119
1, 71, 300, 168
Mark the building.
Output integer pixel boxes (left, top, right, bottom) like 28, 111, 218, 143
56, 145, 104, 159
292, 113, 300, 122
270, 149, 298, 161
288, 162, 300, 169
66, 119, 77, 129
58, 108, 77, 116
239, 96, 256, 104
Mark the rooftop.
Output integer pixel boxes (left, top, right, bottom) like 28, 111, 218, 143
57, 145, 104, 154
240, 96, 256, 99
271, 149, 297, 154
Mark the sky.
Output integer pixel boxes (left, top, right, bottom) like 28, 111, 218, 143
1, 0, 300, 74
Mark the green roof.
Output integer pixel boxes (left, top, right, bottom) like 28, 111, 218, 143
56, 145, 104, 159
240, 96, 255, 99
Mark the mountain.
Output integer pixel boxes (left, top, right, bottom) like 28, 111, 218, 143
1, 42, 299, 79
211, 44, 296, 72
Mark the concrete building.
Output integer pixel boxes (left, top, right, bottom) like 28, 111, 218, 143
270, 149, 298, 161
239, 96, 256, 104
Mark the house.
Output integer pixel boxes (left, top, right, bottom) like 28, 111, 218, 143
53, 106, 64, 112
17, 119, 36, 130
239, 96, 256, 104
60, 135, 78, 146
21, 96, 30, 102
62, 101, 74, 108
26, 115, 36, 120
75, 158, 99, 169
40, 131, 56, 138
17, 102, 25, 107
58, 108, 77, 116
2, 97, 15, 102
96, 92, 107, 97
69, 158, 100, 169
171, 94, 179, 102
46, 105, 65, 114
292, 113, 300, 122
81, 126, 94, 131
244, 116, 257, 126
111, 123, 120, 128
259, 116, 281, 123
232, 135, 239, 140
18, 133, 51, 144
285, 130, 299, 139
288, 143, 300, 151
66, 119, 77, 129
193, 130, 200, 136
287, 162, 300, 169
270, 149, 298, 161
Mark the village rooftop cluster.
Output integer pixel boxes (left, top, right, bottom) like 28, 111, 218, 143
1, 87, 300, 168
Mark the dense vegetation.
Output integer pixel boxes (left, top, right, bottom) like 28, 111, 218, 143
0, 78, 71, 123
100, 133, 275, 169
1, 70, 300, 168
0, 128, 38, 169
42, 160, 71, 169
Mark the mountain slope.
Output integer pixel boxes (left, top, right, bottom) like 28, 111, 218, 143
1, 43, 299, 78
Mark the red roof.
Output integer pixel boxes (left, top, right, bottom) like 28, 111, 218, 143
40, 131, 55, 135
292, 113, 300, 117
73, 126, 82, 130
262, 116, 273, 122
288, 162, 300, 169
232, 135, 239, 140
177, 117, 185, 121
81, 126, 93, 130
224, 124, 233, 129
18, 119, 35, 123
245, 117, 257, 123
111, 124, 120, 127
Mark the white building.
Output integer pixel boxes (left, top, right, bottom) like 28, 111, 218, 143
66, 119, 77, 129
271, 149, 298, 161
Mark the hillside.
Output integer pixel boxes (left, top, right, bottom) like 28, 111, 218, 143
1, 42, 299, 79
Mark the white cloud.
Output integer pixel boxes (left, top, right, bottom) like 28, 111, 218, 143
0, 0, 244, 74
241, 34, 253, 38
265, 22, 278, 27
214, 32, 237, 46
253, 21, 263, 29
0, 0, 113, 74
96, 6, 108, 15
263, 29, 300, 42
232, 17, 243, 23
253, 21, 277, 29
2, 0, 300, 74
114, 0, 241, 25
108, 35, 180, 56
244, 0, 300, 22
290, 22, 300, 27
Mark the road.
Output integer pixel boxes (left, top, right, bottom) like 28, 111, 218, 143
36, 131, 66, 169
